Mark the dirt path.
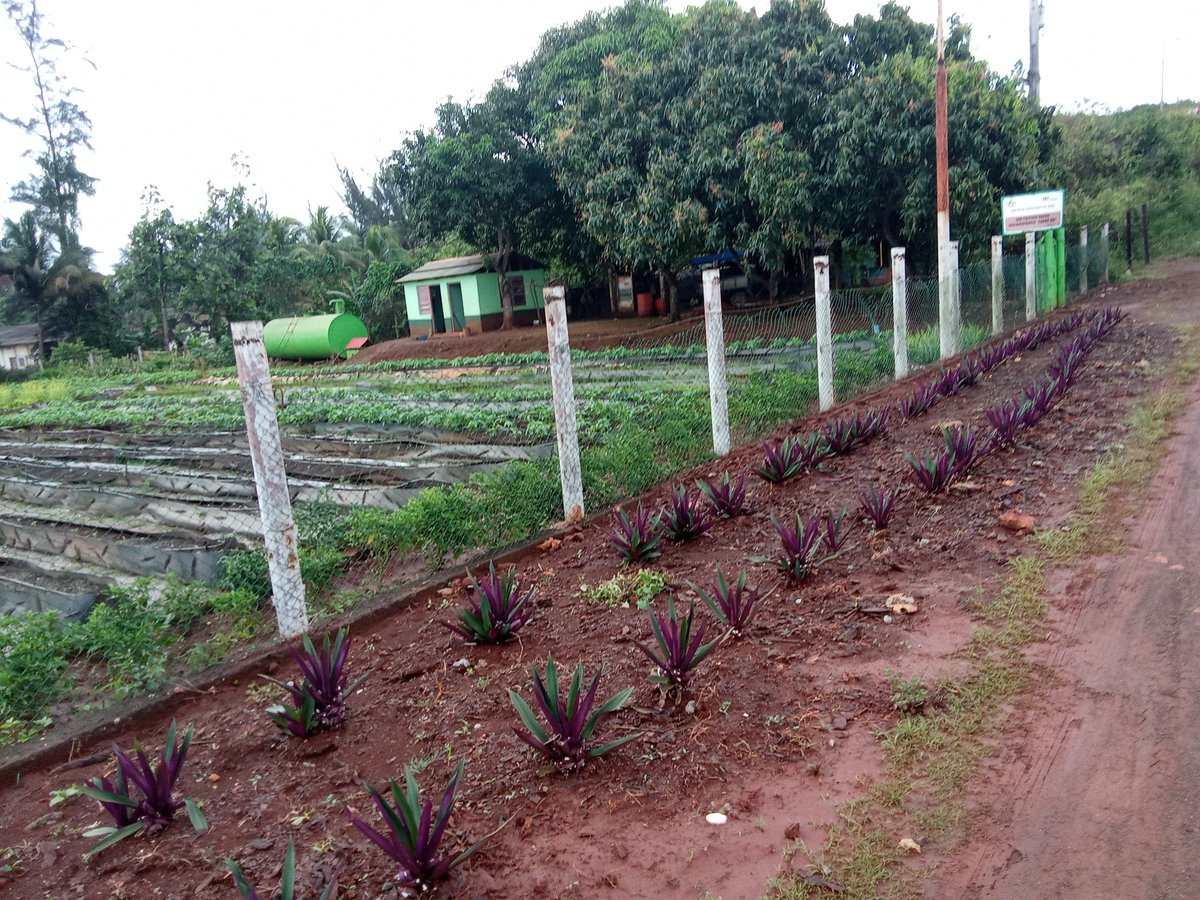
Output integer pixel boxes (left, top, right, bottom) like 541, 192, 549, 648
931, 262, 1200, 899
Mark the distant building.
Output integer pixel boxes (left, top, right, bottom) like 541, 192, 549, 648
399, 254, 547, 338
0, 324, 40, 371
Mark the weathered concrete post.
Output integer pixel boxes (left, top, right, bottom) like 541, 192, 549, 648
231, 321, 308, 640
702, 269, 730, 456
948, 240, 961, 351
1101, 222, 1111, 284
543, 285, 584, 523
991, 235, 1004, 335
1079, 225, 1089, 295
815, 256, 834, 411
1025, 232, 1037, 322
891, 247, 908, 379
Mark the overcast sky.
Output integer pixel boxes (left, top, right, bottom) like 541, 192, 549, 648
2, 0, 1196, 272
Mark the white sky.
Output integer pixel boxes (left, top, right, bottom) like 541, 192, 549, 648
2, 0, 1196, 273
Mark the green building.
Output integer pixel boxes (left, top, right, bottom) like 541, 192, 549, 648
399, 254, 547, 338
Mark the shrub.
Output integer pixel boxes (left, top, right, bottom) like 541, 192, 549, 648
772, 512, 823, 581
690, 567, 764, 636
610, 503, 664, 563
858, 486, 899, 530
696, 471, 748, 518
444, 563, 535, 644
636, 596, 719, 691
262, 628, 369, 738
661, 485, 713, 542
0, 611, 70, 720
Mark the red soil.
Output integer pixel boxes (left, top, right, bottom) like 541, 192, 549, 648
0, 270, 1186, 899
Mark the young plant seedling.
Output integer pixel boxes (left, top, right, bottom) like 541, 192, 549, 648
689, 566, 768, 637
636, 595, 720, 694
227, 837, 338, 900
261, 628, 370, 738
508, 654, 638, 773
610, 503, 664, 563
77, 720, 208, 856
443, 562, 535, 644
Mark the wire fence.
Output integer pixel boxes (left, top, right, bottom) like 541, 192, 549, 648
0, 227, 1108, 740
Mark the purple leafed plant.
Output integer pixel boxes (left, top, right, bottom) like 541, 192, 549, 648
757, 435, 804, 483
263, 628, 369, 738
348, 761, 479, 895
978, 344, 1005, 373
509, 654, 637, 773
820, 508, 852, 552
933, 367, 964, 397
689, 566, 765, 636
78, 720, 208, 856
662, 485, 713, 542
898, 382, 939, 419
636, 595, 720, 690
697, 472, 749, 518
772, 512, 823, 580
444, 563, 535, 644
987, 399, 1024, 448
858, 486, 899, 530
957, 357, 983, 388
906, 449, 955, 493
823, 416, 862, 455
941, 425, 986, 478
610, 503, 663, 563
860, 406, 890, 441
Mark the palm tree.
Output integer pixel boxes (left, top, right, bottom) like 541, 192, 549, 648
292, 206, 367, 273
0, 211, 96, 360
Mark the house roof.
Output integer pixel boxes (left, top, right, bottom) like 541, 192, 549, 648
397, 252, 545, 285
0, 324, 40, 349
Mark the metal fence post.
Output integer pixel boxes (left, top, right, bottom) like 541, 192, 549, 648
231, 321, 308, 640
814, 256, 834, 411
1079, 225, 1089, 295
1025, 232, 1037, 322
702, 269, 730, 456
543, 286, 584, 523
990, 236, 1004, 335
1101, 222, 1110, 284
890, 247, 908, 379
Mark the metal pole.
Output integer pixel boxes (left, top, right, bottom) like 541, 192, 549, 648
1029, 0, 1043, 106
543, 286, 584, 523
936, 0, 955, 359
702, 269, 730, 456
1142, 203, 1150, 264
1025, 232, 1037, 322
1101, 222, 1110, 283
991, 235, 1004, 335
891, 247, 908, 379
1079, 226, 1089, 294
814, 255, 834, 412
231, 321, 308, 640
1126, 208, 1134, 271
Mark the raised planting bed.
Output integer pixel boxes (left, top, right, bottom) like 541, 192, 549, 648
0, 301, 1161, 899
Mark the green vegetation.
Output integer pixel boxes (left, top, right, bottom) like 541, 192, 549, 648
1052, 103, 1200, 264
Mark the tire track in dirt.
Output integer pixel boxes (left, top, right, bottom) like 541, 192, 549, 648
931, 345, 1200, 897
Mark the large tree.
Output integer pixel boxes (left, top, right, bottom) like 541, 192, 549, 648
2, 0, 96, 251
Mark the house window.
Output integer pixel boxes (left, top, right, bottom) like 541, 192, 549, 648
506, 277, 527, 307
417, 284, 432, 315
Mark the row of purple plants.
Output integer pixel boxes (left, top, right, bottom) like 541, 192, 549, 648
74, 306, 1126, 897
905, 307, 1126, 493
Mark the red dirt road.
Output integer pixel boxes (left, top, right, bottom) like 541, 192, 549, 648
930, 263, 1200, 899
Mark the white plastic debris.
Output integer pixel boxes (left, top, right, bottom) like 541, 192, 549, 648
705, 813, 728, 826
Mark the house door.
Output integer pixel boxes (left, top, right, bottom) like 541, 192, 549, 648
429, 285, 446, 333
447, 283, 465, 331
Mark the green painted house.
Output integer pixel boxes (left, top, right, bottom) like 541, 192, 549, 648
399, 254, 547, 338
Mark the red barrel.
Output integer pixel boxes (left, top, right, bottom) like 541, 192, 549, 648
636, 292, 654, 317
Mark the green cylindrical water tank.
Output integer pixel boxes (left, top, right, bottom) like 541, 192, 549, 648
263, 299, 368, 360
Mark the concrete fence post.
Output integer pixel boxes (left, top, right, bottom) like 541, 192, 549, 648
543, 286, 584, 523
990, 235, 1004, 335
890, 247, 908, 379
1079, 225, 1089, 295
702, 269, 730, 456
938, 241, 960, 360
1025, 232, 1037, 322
231, 321, 308, 640
814, 256, 834, 412
1101, 222, 1110, 284
949, 240, 961, 351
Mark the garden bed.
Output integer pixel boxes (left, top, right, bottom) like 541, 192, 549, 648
0, 301, 1162, 898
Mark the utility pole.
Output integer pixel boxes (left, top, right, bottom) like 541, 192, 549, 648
936, 0, 957, 359
1029, 0, 1044, 105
